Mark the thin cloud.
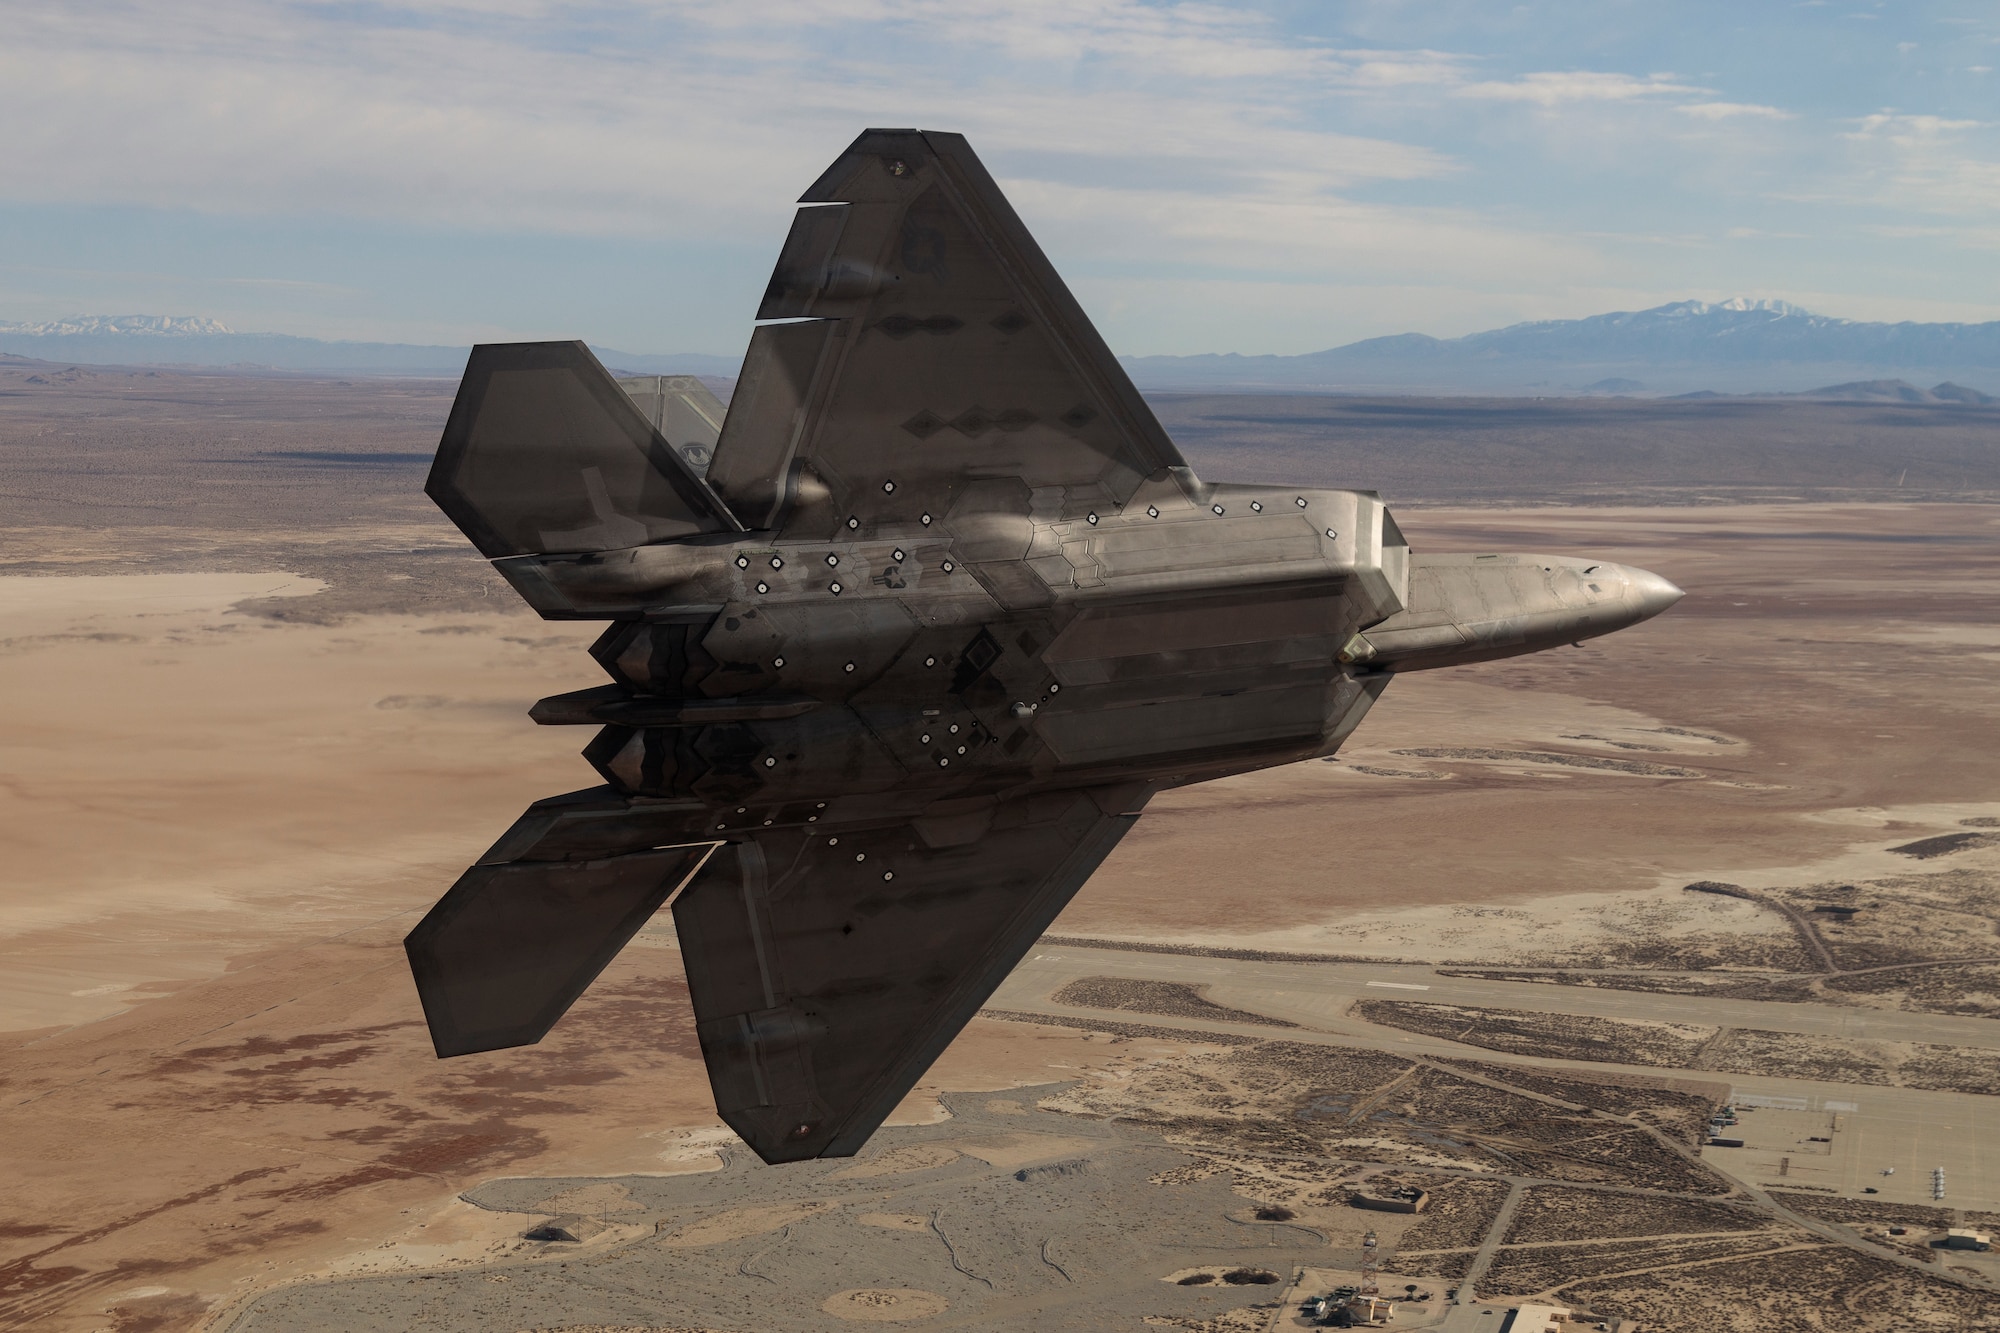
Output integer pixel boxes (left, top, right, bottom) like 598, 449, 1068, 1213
0, 0, 1453, 235
1456, 71, 1703, 105
1679, 101, 1793, 120
1847, 112, 1983, 136
2, 1, 1992, 350
1840, 112, 2000, 218
1013, 178, 1595, 288
1333, 48, 1475, 88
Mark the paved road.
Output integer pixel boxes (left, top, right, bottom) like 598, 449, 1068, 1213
991, 943, 2000, 1213
1454, 1180, 1524, 1308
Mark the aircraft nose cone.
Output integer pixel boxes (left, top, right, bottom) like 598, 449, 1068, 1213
1623, 565, 1684, 621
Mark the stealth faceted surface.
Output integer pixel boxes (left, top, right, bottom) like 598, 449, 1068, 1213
405, 129, 1679, 1165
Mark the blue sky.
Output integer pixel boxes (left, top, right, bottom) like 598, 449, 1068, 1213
2, 1, 1996, 355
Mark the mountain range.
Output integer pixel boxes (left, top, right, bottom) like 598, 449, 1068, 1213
0, 315, 734, 378
1118, 300, 2000, 395
3, 300, 1998, 395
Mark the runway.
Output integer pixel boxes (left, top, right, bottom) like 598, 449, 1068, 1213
994, 941, 2000, 1217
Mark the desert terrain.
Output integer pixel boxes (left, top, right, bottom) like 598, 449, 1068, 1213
1, 360, 1997, 1330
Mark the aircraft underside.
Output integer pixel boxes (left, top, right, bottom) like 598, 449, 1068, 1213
405, 129, 1681, 1164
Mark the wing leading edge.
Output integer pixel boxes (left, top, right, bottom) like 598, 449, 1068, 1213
404, 788, 721, 1057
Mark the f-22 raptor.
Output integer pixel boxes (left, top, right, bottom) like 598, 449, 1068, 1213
405, 129, 1682, 1164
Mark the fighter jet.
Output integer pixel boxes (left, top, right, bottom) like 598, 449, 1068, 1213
405, 129, 1682, 1164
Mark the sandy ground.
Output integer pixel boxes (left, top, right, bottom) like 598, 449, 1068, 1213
0, 578, 596, 1034
1060, 502, 2000, 937
1, 501, 1996, 1330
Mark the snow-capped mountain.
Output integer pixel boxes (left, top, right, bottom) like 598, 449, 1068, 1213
1122, 299, 2000, 394
0, 315, 234, 337
1441, 299, 1999, 364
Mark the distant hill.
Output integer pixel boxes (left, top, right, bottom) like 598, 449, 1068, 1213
1122, 299, 2000, 395
1669, 379, 2000, 403
1777, 379, 1998, 404
0, 316, 738, 378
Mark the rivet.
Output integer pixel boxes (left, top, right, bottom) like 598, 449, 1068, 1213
882, 480, 896, 493
770, 556, 784, 569
1326, 529, 1338, 539
1146, 506, 1159, 518
892, 548, 906, 562
1295, 497, 1308, 507
844, 661, 856, 673
773, 655, 786, 668
737, 807, 747, 813
924, 655, 937, 667
883, 871, 894, 881
734, 554, 749, 568
1250, 501, 1263, 512
816, 802, 827, 808
1212, 504, 1225, 515
921, 734, 932, 744
829, 582, 843, 594
941, 560, 954, 573
920, 513, 933, 526
938, 757, 950, 767
847, 516, 861, 530
948, 724, 959, 734
807, 815, 818, 822
855, 853, 866, 862
763, 756, 776, 768
828, 837, 839, 845
956, 745, 966, 755
1086, 512, 1099, 525
1049, 682, 1060, 693
755, 581, 769, 594
825, 553, 839, 567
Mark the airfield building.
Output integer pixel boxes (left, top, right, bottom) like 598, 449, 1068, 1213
1351, 1185, 1431, 1213
1505, 1306, 1575, 1333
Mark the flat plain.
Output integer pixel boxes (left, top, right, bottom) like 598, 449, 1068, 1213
1, 360, 1997, 1331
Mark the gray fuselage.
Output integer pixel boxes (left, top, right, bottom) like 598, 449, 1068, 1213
502, 470, 1679, 818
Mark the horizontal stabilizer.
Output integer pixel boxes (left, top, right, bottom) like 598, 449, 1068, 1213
406, 839, 717, 1056
428, 341, 741, 559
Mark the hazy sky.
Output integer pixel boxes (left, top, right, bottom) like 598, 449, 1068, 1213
2, 1, 1996, 355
